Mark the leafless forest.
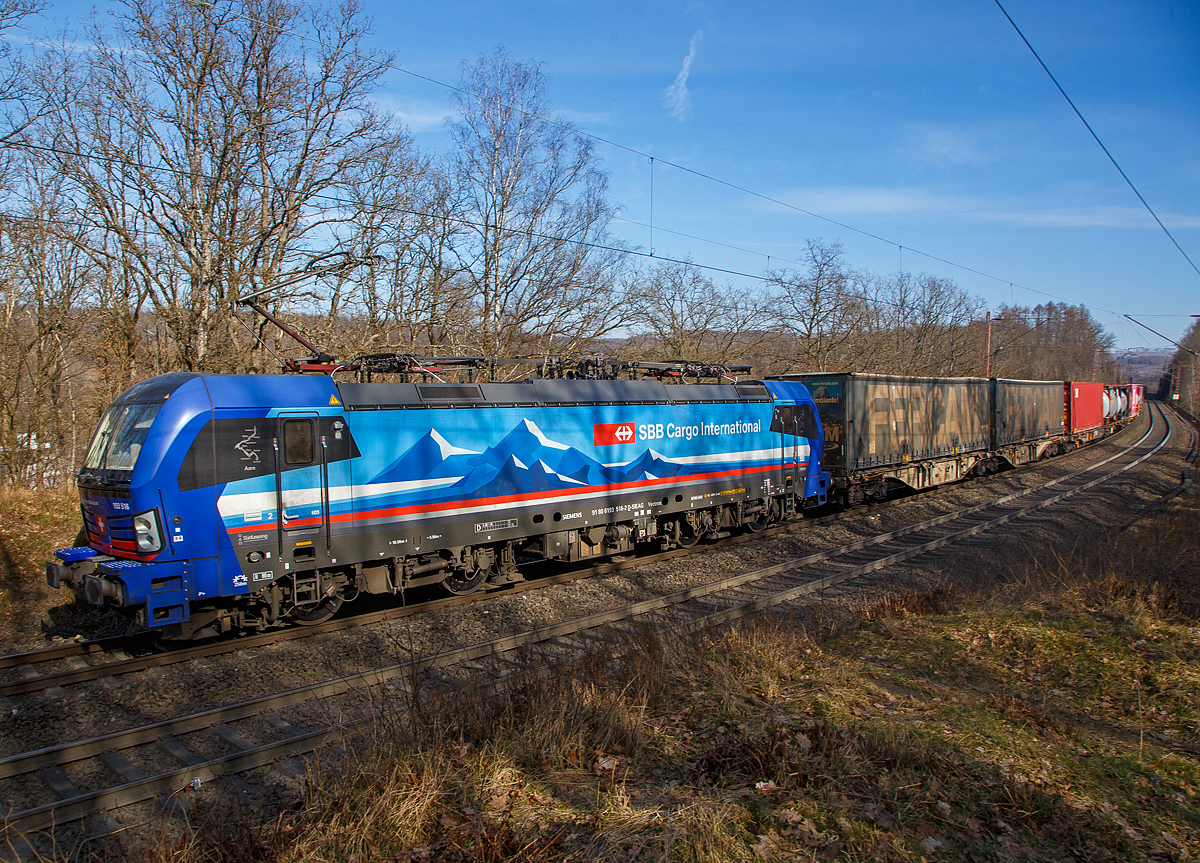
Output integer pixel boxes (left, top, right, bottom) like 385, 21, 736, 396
0, 0, 1126, 488
1162, 321, 1200, 418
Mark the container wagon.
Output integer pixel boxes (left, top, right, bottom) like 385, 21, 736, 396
989, 379, 1067, 465
776, 374, 991, 506
1065, 381, 1106, 437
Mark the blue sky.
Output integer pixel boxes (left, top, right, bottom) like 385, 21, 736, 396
34, 0, 1200, 350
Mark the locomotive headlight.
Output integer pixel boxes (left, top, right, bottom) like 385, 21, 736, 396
133, 510, 163, 553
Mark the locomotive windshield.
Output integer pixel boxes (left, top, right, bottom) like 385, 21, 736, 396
82, 402, 163, 476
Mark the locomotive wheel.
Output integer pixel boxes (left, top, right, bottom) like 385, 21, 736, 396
291, 589, 345, 626
675, 519, 702, 548
442, 566, 489, 596
745, 500, 772, 533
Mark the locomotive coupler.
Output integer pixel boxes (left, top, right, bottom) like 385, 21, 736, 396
46, 546, 106, 590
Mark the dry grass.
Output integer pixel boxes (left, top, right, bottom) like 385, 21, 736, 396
0, 487, 83, 644
21, 488, 1200, 861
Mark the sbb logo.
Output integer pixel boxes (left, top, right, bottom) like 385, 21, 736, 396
593, 422, 636, 447
639, 423, 666, 440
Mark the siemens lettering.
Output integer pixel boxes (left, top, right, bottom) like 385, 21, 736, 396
639, 419, 764, 442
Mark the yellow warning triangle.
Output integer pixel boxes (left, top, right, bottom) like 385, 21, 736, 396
329, 394, 341, 406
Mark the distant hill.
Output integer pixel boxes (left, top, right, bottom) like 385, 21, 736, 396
1112, 349, 1173, 386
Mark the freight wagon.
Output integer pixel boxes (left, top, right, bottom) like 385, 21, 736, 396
777, 373, 1136, 507
778, 374, 992, 505
989, 378, 1066, 458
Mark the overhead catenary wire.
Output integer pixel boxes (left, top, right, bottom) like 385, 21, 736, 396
610, 213, 804, 269
4, 124, 1126, 327
993, 0, 1199, 279
1124, 315, 1199, 358
3, 6, 1161, 327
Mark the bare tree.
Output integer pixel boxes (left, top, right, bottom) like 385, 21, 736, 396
1165, 320, 1200, 415
0, 161, 97, 487
0, 0, 48, 162
41, 0, 413, 372
625, 260, 765, 364
448, 49, 629, 365
988, 303, 1116, 381
313, 151, 476, 362
768, 239, 872, 372
865, 272, 984, 375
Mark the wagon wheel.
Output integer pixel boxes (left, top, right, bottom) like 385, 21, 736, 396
291, 588, 345, 626
442, 565, 489, 597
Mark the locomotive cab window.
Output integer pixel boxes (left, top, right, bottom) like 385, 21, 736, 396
770, 405, 819, 439
283, 420, 315, 465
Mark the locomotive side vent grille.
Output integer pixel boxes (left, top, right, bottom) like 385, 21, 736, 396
734, 385, 771, 401
418, 384, 484, 402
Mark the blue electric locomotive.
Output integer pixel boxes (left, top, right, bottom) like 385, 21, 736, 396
46, 373, 829, 639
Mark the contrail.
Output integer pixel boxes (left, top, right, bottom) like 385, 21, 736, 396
665, 30, 704, 120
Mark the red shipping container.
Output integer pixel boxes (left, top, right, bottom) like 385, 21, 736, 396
1130, 385, 1144, 416
1066, 381, 1105, 433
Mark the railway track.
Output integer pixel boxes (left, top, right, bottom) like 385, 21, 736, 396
0, 411, 1148, 699
0, 401, 1178, 849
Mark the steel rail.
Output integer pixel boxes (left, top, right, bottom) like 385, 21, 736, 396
0, 634, 155, 672
1116, 402, 1197, 530
0, 406, 1173, 839
0, 413, 1146, 696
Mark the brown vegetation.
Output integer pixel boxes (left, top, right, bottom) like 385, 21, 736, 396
52, 489, 1191, 862
1162, 320, 1200, 416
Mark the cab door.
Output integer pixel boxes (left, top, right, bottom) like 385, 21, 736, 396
770, 405, 799, 489
771, 403, 820, 490
276, 413, 328, 565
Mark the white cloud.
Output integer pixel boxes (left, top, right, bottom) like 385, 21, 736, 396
777, 185, 1200, 229
664, 30, 703, 121
902, 124, 997, 167
966, 206, 1200, 229
373, 93, 452, 133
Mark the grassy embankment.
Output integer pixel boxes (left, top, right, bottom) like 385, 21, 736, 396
0, 488, 81, 645
3, 483, 1198, 861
